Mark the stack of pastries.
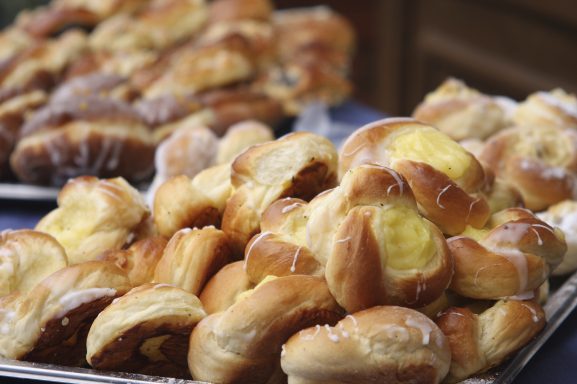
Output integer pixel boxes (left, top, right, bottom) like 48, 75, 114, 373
0, 0, 355, 187
1, 93, 574, 382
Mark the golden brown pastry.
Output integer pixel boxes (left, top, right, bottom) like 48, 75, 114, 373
216, 120, 274, 163
50, 73, 137, 104
0, 28, 37, 65
0, 229, 67, 297
448, 208, 566, 299
479, 124, 577, 211
0, 90, 47, 178
255, 61, 352, 116
413, 78, 509, 141
153, 163, 232, 238
222, 131, 338, 256
10, 96, 155, 186
513, 88, 577, 130
339, 118, 490, 235
199, 260, 253, 314
537, 200, 577, 275
86, 283, 206, 378
436, 299, 546, 383
65, 49, 159, 80
36, 176, 149, 264
0, 261, 131, 365
90, 0, 208, 51
188, 275, 344, 383
97, 236, 168, 287
16, 0, 147, 37
209, 0, 273, 23
143, 35, 255, 100
153, 227, 232, 295
282, 306, 451, 384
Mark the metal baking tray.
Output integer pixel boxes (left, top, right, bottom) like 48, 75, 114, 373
0, 270, 576, 384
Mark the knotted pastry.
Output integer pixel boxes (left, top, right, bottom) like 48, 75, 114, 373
0, 90, 47, 178
153, 227, 232, 295
65, 49, 158, 80
513, 88, 577, 130
199, 260, 253, 314
143, 34, 255, 100
0, 229, 67, 297
36, 176, 149, 264
209, 0, 273, 23
188, 275, 344, 384
86, 283, 206, 378
90, 0, 208, 52
0, 260, 130, 365
98, 236, 168, 287
412, 78, 509, 141
479, 124, 577, 211
10, 96, 155, 186
50, 73, 137, 104
222, 131, 338, 256
154, 163, 232, 238
281, 306, 451, 384
448, 208, 566, 299
339, 118, 490, 235
436, 299, 545, 383
480, 167, 524, 214
537, 200, 577, 275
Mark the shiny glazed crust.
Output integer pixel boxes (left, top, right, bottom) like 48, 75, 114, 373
198, 261, 253, 315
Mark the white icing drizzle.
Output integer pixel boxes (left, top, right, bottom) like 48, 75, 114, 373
531, 227, 543, 246
346, 314, 359, 333
243, 231, 272, 270
405, 317, 433, 345
335, 236, 351, 244
300, 324, 321, 341
281, 202, 304, 214
341, 142, 367, 157
494, 248, 528, 292
384, 167, 405, 196
61, 317, 70, 326
324, 324, 340, 343
436, 185, 451, 210
508, 291, 535, 301
466, 198, 481, 222
521, 303, 540, 323
281, 344, 286, 357
154, 283, 175, 289
473, 264, 503, 287
338, 323, 350, 338
531, 223, 555, 235
290, 247, 301, 273
56, 288, 117, 318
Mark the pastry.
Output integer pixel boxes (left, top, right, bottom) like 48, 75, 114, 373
188, 275, 344, 383
86, 283, 206, 378
198, 260, 253, 314
537, 200, 577, 275
513, 88, 577, 130
153, 227, 232, 295
282, 306, 451, 384
339, 117, 490, 235
413, 78, 509, 141
0, 229, 67, 297
35, 176, 149, 264
10, 96, 155, 186
208, 0, 273, 23
0, 261, 130, 365
448, 208, 566, 299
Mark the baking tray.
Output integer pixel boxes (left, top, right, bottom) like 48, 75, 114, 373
0, 270, 576, 384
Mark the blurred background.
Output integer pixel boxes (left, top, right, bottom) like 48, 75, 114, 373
3, 0, 577, 115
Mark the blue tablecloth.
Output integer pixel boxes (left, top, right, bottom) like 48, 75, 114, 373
0, 100, 575, 383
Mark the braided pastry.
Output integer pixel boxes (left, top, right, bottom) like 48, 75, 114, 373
513, 88, 577, 130
199, 260, 253, 315
153, 163, 231, 238
222, 131, 338, 256
448, 208, 566, 299
0, 261, 130, 365
436, 299, 545, 383
86, 283, 206, 378
153, 227, 232, 295
188, 275, 344, 383
339, 118, 490, 235
479, 124, 577, 211
0, 230, 67, 297
97, 236, 168, 287
281, 306, 451, 384
36, 176, 149, 264
537, 200, 577, 275
412, 78, 508, 141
